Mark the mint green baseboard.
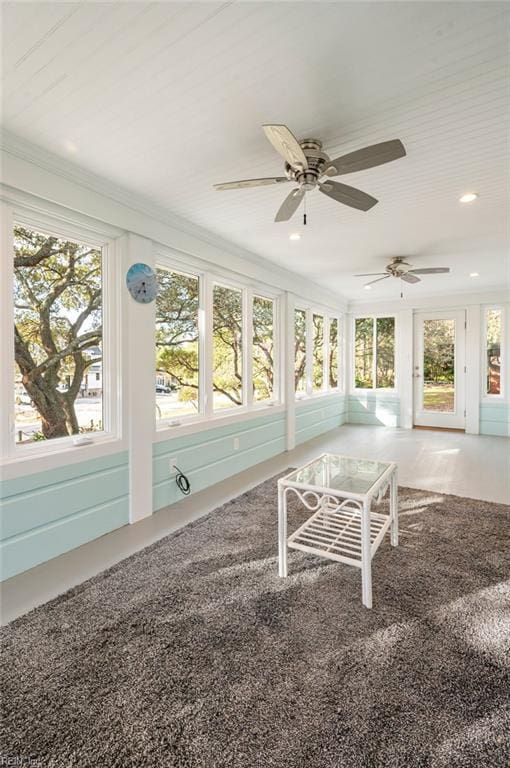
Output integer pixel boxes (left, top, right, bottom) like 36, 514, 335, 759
347, 394, 400, 427
295, 394, 346, 446
479, 402, 509, 436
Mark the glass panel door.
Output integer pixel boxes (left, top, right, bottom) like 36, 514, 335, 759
413, 310, 466, 429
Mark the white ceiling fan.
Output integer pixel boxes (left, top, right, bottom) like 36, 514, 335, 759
355, 256, 450, 288
214, 124, 406, 222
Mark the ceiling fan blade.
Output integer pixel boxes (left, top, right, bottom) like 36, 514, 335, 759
323, 139, 406, 177
407, 267, 450, 275
319, 180, 378, 211
354, 272, 387, 277
275, 188, 305, 222
263, 124, 308, 171
365, 275, 390, 287
214, 177, 289, 191
401, 272, 421, 284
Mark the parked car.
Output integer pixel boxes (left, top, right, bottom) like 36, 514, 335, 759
155, 385, 171, 394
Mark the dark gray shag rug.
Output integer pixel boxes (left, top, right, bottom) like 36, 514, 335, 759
1, 475, 510, 768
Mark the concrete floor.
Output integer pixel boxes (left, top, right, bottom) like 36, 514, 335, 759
2, 424, 509, 625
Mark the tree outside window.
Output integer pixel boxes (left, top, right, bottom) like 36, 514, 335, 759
312, 314, 324, 391
354, 317, 374, 388
252, 296, 274, 402
155, 269, 200, 420
376, 317, 395, 388
329, 318, 339, 388
486, 308, 502, 395
213, 285, 243, 409
13, 225, 103, 443
294, 309, 306, 393
354, 316, 395, 390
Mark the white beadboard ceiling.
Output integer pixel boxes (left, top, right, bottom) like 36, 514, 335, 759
1, 1, 509, 301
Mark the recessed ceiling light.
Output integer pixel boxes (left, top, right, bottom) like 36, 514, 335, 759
289, 232, 301, 241
470, 272, 479, 278
459, 192, 478, 203
364, 285, 372, 290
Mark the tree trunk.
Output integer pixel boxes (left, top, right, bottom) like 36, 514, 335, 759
25, 384, 70, 439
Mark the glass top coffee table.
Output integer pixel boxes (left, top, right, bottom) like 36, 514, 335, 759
277, 453, 398, 608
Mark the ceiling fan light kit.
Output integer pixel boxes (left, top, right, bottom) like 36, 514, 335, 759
214, 124, 406, 223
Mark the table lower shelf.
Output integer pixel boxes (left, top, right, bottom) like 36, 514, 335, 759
287, 499, 390, 568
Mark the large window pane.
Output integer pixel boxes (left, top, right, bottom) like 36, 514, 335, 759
155, 268, 199, 421
423, 319, 455, 411
486, 309, 502, 395
354, 317, 374, 388
13, 225, 103, 444
376, 317, 395, 388
253, 296, 274, 402
313, 314, 324, 391
329, 318, 339, 388
213, 285, 242, 409
295, 309, 306, 393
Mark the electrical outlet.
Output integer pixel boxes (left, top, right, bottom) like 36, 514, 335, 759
168, 457, 177, 474
233, 437, 240, 450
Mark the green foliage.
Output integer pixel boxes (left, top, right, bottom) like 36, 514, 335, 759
212, 285, 243, 406
354, 317, 374, 388
376, 317, 395, 388
156, 273, 274, 409
253, 296, 274, 401
329, 318, 338, 388
294, 309, 306, 391
423, 319, 454, 383
355, 316, 395, 389
312, 314, 324, 390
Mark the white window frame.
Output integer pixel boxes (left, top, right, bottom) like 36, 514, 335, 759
154, 247, 283, 439
351, 314, 397, 393
0, 201, 123, 467
294, 303, 343, 401
481, 304, 505, 401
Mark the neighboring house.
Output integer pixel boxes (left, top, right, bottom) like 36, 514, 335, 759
81, 363, 102, 397
80, 347, 102, 397
156, 369, 175, 390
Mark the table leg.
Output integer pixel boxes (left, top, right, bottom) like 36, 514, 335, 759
278, 482, 288, 577
390, 470, 399, 547
361, 498, 372, 609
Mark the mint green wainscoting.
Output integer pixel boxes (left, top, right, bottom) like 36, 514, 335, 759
347, 394, 400, 427
0, 452, 129, 581
479, 402, 510, 436
295, 394, 347, 446
153, 411, 287, 511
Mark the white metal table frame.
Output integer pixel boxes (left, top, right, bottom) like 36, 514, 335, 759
277, 454, 398, 609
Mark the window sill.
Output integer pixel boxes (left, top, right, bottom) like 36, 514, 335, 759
154, 402, 285, 442
350, 389, 399, 397
1, 435, 127, 480
295, 390, 344, 405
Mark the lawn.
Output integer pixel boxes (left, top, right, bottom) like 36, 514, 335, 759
423, 382, 454, 412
